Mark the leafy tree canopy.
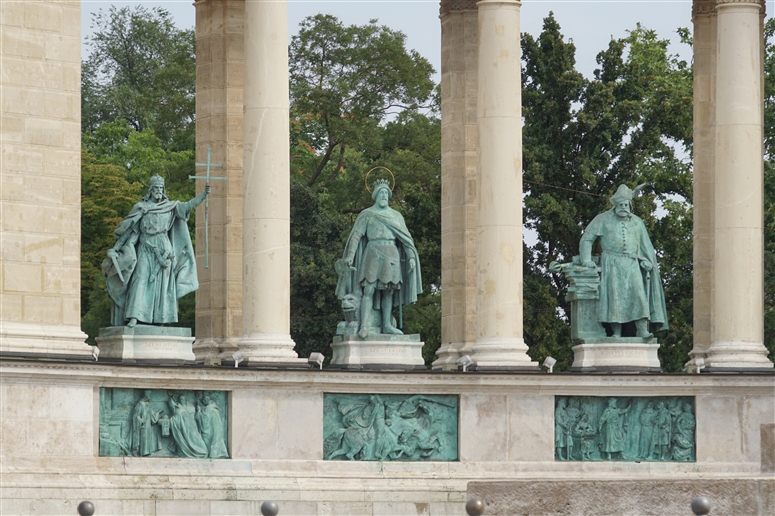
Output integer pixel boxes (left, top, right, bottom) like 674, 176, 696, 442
521, 14, 693, 371
82, 5, 195, 152
289, 14, 436, 188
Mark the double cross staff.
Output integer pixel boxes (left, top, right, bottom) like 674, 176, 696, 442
190, 148, 227, 269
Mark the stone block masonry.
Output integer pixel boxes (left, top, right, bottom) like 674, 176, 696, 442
0, 0, 89, 356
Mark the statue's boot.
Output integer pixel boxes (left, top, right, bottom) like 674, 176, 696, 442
383, 324, 404, 335
610, 323, 622, 338
635, 318, 653, 339
358, 325, 369, 339
127, 318, 138, 328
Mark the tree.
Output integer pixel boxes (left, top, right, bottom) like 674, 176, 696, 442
82, 5, 195, 152
520, 15, 693, 371
763, 19, 775, 362
289, 15, 436, 188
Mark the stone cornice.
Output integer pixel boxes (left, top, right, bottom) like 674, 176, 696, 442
2, 359, 773, 396
439, 0, 479, 16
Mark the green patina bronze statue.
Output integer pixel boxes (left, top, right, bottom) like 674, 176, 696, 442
335, 178, 422, 338
102, 175, 209, 328
579, 184, 669, 338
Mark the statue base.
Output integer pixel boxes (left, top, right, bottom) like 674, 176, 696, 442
96, 325, 196, 364
329, 334, 425, 370
571, 339, 661, 372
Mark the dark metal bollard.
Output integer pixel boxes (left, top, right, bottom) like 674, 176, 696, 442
260, 500, 279, 516
691, 496, 711, 515
466, 496, 485, 516
77, 501, 95, 516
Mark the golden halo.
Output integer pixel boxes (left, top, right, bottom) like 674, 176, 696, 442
364, 166, 396, 194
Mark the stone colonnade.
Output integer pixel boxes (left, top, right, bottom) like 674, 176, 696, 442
184, 0, 772, 370
689, 0, 772, 370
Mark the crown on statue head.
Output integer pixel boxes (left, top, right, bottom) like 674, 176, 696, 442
372, 178, 392, 192
149, 174, 165, 188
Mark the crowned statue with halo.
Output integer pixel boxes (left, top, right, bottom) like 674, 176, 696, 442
334, 171, 422, 340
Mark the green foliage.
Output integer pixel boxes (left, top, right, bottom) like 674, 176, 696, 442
82, 5, 195, 151
764, 19, 775, 362
80, 152, 145, 342
289, 14, 436, 188
521, 14, 693, 371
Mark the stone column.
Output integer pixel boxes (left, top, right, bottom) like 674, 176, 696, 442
193, 0, 244, 361
434, 0, 480, 370
687, 0, 717, 368
470, 0, 537, 370
238, 0, 301, 363
0, 0, 89, 356
706, 0, 773, 370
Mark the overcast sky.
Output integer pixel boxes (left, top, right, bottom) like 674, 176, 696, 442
79, 0, 745, 79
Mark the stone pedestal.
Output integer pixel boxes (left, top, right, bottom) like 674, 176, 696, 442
96, 326, 195, 364
330, 334, 425, 370
571, 340, 662, 373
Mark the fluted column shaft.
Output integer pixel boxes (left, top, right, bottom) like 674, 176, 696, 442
707, 0, 772, 369
238, 0, 299, 362
470, 0, 537, 369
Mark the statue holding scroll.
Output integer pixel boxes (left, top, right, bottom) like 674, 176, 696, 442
579, 184, 669, 338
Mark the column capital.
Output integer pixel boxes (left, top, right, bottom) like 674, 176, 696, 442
439, 0, 479, 16
692, 0, 716, 19
715, 0, 765, 10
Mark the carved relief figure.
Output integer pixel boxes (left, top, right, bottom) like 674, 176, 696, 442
671, 404, 696, 461
130, 390, 161, 457
579, 184, 669, 338
103, 175, 209, 327
598, 398, 630, 460
653, 401, 673, 460
168, 394, 209, 458
323, 394, 457, 462
196, 396, 229, 459
638, 402, 657, 459
554, 396, 695, 463
574, 413, 597, 460
99, 388, 230, 459
555, 399, 574, 460
335, 179, 422, 338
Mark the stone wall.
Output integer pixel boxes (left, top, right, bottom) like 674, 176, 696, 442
468, 479, 775, 515
0, 0, 89, 355
1, 362, 772, 515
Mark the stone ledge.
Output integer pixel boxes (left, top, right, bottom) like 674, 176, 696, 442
468, 478, 775, 516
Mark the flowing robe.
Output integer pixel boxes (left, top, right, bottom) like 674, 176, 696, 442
672, 410, 696, 461
196, 403, 229, 459
580, 210, 668, 331
103, 198, 199, 326
168, 398, 208, 458
599, 405, 627, 453
336, 206, 422, 312
130, 398, 160, 457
